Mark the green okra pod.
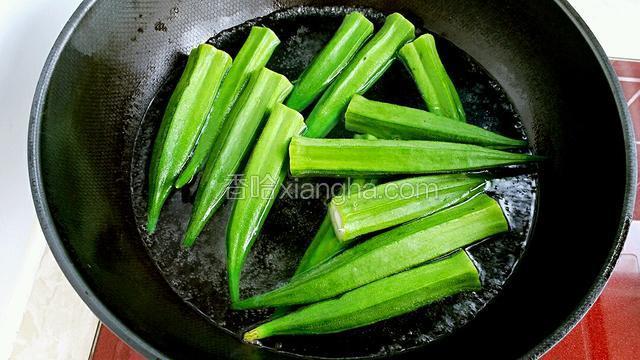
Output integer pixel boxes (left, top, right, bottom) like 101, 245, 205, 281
304, 13, 415, 138
330, 174, 486, 243
286, 12, 374, 112
399, 34, 466, 121
147, 44, 231, 233
226, 104, 306, 302
289, 137, 540, 177
176, 27, 280, 188
345, 95, 527, 149
183, 68, 292, 247
234, 194, 506, 309
243, 250, 480, 340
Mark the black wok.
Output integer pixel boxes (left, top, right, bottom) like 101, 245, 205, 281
28, 0, 635, 358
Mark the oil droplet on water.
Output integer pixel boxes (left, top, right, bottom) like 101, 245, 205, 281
130, 6, 538, 358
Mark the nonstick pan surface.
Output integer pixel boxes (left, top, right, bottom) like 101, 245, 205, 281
29, 0, 635, 359
130, 6, 536, 357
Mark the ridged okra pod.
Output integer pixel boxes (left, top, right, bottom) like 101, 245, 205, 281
147, 44, 231, 233
234, 194, 506, 309
329, 174, 486, 242
304, 13, 415, 138
399, 34, 466, 121
345, 95, 527, 149
243, 250, 480, 340
176, 27, 280, 188
226, 104, 306, 302
289, 137, 540, 177
286, 12, 374, 112
183, 68, 292, 247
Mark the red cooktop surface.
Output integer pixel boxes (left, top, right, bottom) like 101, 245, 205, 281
91, 59, 640, 360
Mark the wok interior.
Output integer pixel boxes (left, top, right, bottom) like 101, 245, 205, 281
37, 0, 630, 358
129, 7, 537, 357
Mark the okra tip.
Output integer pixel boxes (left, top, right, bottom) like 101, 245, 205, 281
509, 139, 530, 149
243, 328, 265, 342
147, 198, 164, 234
228, 267, 241, 304
174, 173, 191, 189
181, 224, 200, 248
146, 215, 158, 234
518, 152, 545, 162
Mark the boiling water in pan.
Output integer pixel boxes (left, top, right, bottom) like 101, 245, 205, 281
130, 6, 538, 358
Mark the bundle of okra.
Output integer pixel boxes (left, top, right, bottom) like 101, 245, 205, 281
147, 12, 540, 340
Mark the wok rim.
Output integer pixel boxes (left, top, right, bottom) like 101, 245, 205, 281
27, 0, 636, 358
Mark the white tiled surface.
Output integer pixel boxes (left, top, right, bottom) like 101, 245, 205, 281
0, 224, 47, 360
9, 247, 98, 360
0, 0, 638, 359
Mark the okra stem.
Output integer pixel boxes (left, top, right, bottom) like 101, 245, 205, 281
399, 34, 466, 121
304, 13, 415, 138
330, 174, 486, 242
147, 44, 231, 233
289, 137, 541, 177
286, 12, 374, 112
182, 68, 292, 247
226, 104, 306, 302
176, 27, 280, 188
234, 194, 506, 309
243, 249, 480, 340
345, 95, 527, 148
